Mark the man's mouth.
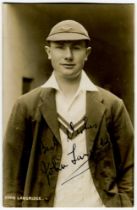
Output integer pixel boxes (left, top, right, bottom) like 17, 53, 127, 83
61, 64, 75, 69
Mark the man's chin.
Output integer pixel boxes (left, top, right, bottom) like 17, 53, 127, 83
62, 71, 81, 80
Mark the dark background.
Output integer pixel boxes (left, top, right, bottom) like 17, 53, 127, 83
4, 3, 134, 122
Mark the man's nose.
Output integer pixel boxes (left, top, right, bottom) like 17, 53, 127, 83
64, 47, 73, 60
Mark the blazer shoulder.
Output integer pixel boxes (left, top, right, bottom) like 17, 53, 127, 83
96, 87, 129, 123
98, 86, 122, 103
15, 87, 52, 110
97, 86, 124, 111
17, 87, 43, 103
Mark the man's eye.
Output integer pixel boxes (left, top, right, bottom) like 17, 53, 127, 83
73, 46, 81, 50
55, 45, 64, 49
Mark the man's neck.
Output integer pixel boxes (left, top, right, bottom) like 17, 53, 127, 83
54, 72, 82, 100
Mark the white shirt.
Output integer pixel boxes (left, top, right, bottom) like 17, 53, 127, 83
42, 70, 104, 207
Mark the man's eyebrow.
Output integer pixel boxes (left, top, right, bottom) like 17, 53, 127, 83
54, 41, 82, 44
54, 41, 65, 45
53, 41, 85, 46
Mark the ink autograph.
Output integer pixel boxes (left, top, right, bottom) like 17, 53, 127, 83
40, 117, 97, 186
40, 143, 89, 186
67, 116, 97, 139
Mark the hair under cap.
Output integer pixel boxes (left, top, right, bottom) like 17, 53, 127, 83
46, 20, 90, 41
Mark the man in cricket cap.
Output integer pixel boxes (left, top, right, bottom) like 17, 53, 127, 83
4, 20, 133, 207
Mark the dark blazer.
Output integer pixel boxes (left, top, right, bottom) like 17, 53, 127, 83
3, 86, 133, 207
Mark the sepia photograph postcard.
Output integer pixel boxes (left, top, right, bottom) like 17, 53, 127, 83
2, 0, 134, 207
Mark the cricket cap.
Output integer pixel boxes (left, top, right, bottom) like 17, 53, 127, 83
46, 20, 90, 41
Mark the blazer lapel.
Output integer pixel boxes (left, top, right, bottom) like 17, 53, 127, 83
86, 91, 105, 154
39, 88, 61, 144
38, 88, 105, 148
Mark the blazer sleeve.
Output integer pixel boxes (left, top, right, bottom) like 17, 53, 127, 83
3, 99, 30, 207
111, 99, 134, 205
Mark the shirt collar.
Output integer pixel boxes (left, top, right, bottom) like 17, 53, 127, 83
79, 70, 98, 91
41, 71, 60, 90
41, 70, 98, 92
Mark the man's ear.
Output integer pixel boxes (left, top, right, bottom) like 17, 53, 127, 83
85, 47, 92, 61
45, 46, 51, 60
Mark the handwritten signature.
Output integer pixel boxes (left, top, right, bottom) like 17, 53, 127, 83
67, 143, 88, 164
40, 142, 89, 186
40, 137, 58, 155
40, 160, 68, 186
40, 117, 96, 185
67, 116, 97, 140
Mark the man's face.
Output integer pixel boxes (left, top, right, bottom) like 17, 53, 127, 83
45, 41, 91, 79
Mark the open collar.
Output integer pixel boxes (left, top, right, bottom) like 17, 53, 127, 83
41, 70, 98, 92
